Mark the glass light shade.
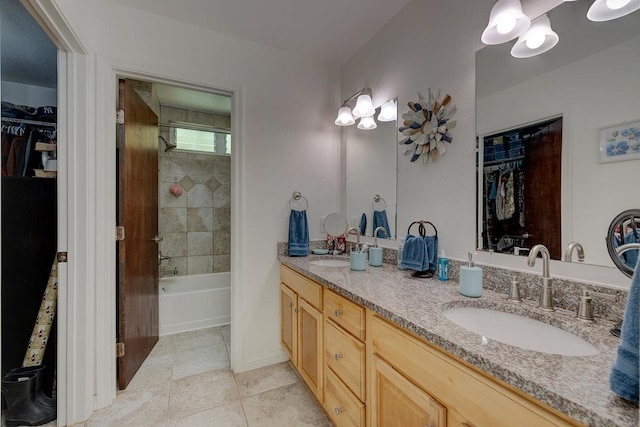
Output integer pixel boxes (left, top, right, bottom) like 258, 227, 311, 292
510, 14, 559, 58
377, 100, 397, 122
481, 0, 531, 45
352, 94, 375, 118
334, 106, 355, 126
357, 115, 377, 130
587, 0, 640, 21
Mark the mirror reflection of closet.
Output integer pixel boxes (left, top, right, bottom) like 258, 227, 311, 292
478, 118, 562, 259
476, 0, 640, 267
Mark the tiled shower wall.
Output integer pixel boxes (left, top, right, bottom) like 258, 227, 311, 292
158, 105, 231, 276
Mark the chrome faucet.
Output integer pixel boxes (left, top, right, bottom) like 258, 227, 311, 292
346, 227, 361, 252
527, 244, 554, 311
373, 226, 387, 247
564, 241, 585, 262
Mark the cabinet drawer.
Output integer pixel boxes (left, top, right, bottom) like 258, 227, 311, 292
280, 264, 322, 310
324, 289, 365, 340
369, 313, 581, 427
325, 366, 365, 427
325, 319, 365, 401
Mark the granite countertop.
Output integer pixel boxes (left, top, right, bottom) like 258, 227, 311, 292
278, 255, 639, 427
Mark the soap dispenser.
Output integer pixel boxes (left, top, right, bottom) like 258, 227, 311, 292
459, 251, 483, 297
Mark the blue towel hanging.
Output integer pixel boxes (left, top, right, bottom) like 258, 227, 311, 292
359, 213, 367, 236
610, 257, 639, 403
373, 210, 391, 238
399, 234, 427, 271
288, 210, 309, 256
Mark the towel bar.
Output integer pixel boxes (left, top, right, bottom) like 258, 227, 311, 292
373, 194, 387, 210
289, 191, 309, 210
408, 220, 438, 238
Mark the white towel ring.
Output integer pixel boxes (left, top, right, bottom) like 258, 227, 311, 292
373, 194, 387, 210
289, 191, 309, 210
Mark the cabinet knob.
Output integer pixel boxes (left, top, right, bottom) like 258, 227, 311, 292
294, 308, 299, 313
334, 309, 343, 317
334, 407, 342, 416
288, 302, 293, 308
334, 353, 343, 361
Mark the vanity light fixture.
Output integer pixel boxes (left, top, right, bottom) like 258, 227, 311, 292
377, 99, 397, 122
351, 90, 375, 118
511, 14, 559, 58
334, 87, 380, 130
357, 115, 377, 130
334, 103, 356, 126
481, 0, 531, 45
587, 0, 640, 21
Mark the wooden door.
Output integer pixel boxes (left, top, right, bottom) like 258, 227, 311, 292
280, 283, 297, 362
371, 355, 446, 427
298, 298, 323, 402
524, 118, 562, 259
117, 79, 159, 389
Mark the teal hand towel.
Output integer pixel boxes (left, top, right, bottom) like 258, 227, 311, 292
610, 258, 639, 403
425, 235, 438, 271
288, 209, 309, 256
373, 210, 391, 238
399, 234, 427, 271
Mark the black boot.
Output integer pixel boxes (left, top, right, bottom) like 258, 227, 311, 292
1, 372, 56, 427
7, 366, 56, 408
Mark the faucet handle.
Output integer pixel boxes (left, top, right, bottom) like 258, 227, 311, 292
577, 290, 594, 321
497, 273, 521, 302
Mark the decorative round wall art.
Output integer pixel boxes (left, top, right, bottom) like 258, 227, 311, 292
399, 89, 457, 164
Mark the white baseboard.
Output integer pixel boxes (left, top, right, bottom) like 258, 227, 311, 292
236, 350, 289, 373
160, 315, 231, 336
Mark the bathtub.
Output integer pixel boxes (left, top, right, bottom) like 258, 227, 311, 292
159, 272, 230, 335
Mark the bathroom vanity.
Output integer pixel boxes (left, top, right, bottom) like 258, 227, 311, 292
278, 256, 637, 427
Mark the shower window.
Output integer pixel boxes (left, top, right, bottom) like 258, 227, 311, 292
170, 125, 231, 155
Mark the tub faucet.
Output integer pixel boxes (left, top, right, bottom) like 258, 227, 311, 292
346, 227, 361, 252
564, 241, 585, 262
527, 244, 554, 312
373, 226, 387, 247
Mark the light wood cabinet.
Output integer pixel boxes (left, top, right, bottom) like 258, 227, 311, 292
280, 264, 586, 427
367, 311, 584, 427
325, 364, 366, 427
279, 265, 323, 402
371, 355, 446, 427
323, 289, 367, 427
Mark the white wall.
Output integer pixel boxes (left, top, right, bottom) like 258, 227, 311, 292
1, 81, 57, 106
341, 0, 630, 287
478, 35, 640, 268
88, 1, 341, 371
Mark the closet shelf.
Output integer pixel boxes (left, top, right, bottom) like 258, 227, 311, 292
35, 142, 57, 152
34, 169, 57, 179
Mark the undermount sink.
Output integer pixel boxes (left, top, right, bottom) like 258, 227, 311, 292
309, 259, 350, 267
443, 307, 599, 356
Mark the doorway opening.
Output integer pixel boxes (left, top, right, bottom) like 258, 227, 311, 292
116, 78, 232, 389
1, 0, 59, 424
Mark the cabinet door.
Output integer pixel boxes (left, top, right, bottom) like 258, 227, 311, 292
371, 355, 446, 427
280, 283, 297, 363
298, 298, 324, 402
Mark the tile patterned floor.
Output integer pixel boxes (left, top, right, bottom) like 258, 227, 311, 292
68, 325, 331, 427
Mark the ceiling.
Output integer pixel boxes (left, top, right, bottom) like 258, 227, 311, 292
106, 0, 414, 65
1, 0, 57, 88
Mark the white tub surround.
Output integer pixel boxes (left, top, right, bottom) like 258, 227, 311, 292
159, 272, 230, 335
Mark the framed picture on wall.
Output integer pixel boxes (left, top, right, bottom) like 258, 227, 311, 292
597, 120, 640, 163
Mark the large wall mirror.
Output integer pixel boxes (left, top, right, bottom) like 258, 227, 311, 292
345, 103, 398, 239
476, 1, 640, 267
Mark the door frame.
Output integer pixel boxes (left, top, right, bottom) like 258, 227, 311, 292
20, 1, 91, 425
94, 62, 244, 407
